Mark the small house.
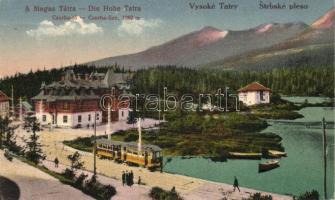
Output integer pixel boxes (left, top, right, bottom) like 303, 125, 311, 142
238, 82, 271, 106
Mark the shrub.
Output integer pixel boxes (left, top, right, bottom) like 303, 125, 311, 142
124, 133, 138, 142
84, 176, 117, 200
62, 168, 75, 179
295, 190, 319, 200
74, 173, 88, 188
246, 193, 272, 200
150, 187, 165, 200
149, 186, 183, 200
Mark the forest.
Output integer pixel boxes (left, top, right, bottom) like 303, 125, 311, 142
132, 65, 334, 97
0, 64, 333, 105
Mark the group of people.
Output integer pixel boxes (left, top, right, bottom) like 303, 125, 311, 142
55, 156, 238, 192
122, 170, 135, 186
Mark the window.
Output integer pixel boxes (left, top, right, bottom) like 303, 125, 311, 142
121, 111, 124, 117
63, 115, 68, 123
42, 115, 46, 122
260, 91, 265, 101
96, 113, 99, 120
88, 114, 91, 121
78, 115, 82, 123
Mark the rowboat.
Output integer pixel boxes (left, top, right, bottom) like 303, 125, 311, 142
259, 160, 280, 172
268, 150, 287, 158
228, 152, 262, 160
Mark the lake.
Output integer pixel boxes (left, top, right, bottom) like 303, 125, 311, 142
164, 97, 334, 199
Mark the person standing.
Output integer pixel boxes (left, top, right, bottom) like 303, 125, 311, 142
122, 171, 126, 186
233, 176, 240, 192
125, 171, 129, 186
138, 176, 141, 185
129, 170, 134, 186
54, 157, 59, 168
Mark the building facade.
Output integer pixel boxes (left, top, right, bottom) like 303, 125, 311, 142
238, 82, 271, 106
0, 90, 10, 118
32, 69, 132, 128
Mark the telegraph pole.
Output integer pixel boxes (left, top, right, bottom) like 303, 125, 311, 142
93, 111, 97, 177
11, 85, 14, 117
322, 117, 327, 200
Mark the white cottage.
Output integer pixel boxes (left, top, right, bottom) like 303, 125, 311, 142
238, 82, 271, 106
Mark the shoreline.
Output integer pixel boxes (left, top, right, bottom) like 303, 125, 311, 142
13, 119, 292, 199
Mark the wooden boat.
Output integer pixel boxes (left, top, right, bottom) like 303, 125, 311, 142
258, 160, 280, 172
268, 150, 287, 158
228, 152, 262, 160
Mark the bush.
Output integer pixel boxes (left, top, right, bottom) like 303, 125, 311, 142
246, 193, 272, 200
62, 168, 75, 179
84, 176, 117, 200
149, 186, 183, 200
124, 133, 138, 142
295, 190, 319, 200
74, 173, 88, 188
150, 187, 165, 200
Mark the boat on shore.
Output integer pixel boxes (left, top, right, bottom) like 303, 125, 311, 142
268, 150, 287, 158
228, 152, 262, 160
259, 160, 280, 172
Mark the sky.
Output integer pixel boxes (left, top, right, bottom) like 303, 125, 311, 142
0, 0, 333, 77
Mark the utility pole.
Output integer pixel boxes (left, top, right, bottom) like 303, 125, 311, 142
322, 117, 327, 200
93, 111, 97, 177
11, 85, 14, 117
19, 97, 23, 121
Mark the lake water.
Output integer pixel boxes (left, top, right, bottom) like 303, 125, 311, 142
164, 97, 334, 199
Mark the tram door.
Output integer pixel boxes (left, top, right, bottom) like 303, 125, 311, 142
144, 151, 148, 166
123, 147, 127, 160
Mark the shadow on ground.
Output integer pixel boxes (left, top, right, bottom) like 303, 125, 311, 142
0, 176, 20, 200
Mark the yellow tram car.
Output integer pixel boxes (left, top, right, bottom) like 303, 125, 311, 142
96, 139, 163, 169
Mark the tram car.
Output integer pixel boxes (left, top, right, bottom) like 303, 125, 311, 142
96, 139, 163, 169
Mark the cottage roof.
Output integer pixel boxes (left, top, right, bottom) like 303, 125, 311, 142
96, 139, 162, 152
238, 82, 271, 92
0, 90, 10, 102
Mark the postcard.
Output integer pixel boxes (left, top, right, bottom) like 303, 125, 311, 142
0, 0, 334, 199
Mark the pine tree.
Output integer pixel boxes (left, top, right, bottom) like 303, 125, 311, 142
23, 116, 45, 164
0, 116, 20, 152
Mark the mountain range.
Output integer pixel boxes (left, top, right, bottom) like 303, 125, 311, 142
87, 8, 335, 71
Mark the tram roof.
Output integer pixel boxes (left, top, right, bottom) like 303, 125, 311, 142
96, 139, 162, 152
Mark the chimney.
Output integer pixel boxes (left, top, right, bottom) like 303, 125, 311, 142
77, 74, 81, 80
85, 74, 89, 80
60, 75, 65, 81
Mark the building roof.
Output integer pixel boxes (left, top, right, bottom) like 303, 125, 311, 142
96, 139, 162, 152
238, 82, 271, 92
22, 101, 33, 111
0, 90, 10, 102
32, 69, 133, 102
103, 69, 132, 88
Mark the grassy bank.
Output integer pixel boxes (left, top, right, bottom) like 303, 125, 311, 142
250, 100, 304, 120
65, 111, 283, 158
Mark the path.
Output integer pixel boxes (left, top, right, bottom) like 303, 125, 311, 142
0, 149, 93, 200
